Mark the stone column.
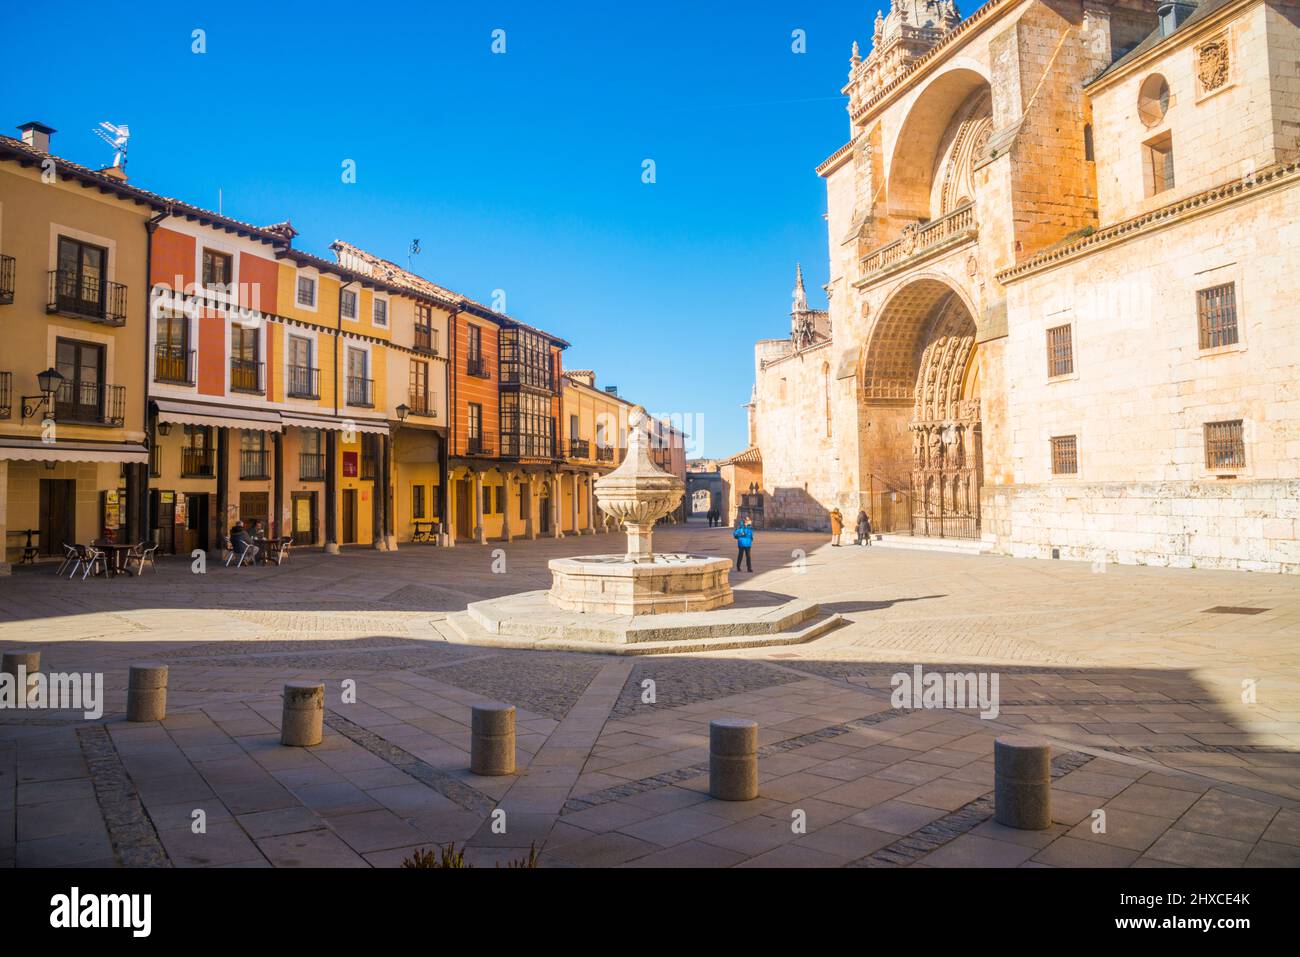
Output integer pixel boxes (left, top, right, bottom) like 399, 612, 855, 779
324, 429, 339, 554
213, 427, 230, 559
525, 476, 538, 540
569, 472, 579, 535
551, 474, 563, 539
585, 471, 597, 534
472, 469, 486, 545
0, 459, 11, 575
444, 472, 457, 547
500, 473, 513, 542
1, 650, 40, 702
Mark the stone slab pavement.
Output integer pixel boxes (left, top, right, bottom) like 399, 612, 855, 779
1, 521, 1297, 867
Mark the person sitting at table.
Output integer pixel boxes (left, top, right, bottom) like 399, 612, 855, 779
230, 520, 260, 564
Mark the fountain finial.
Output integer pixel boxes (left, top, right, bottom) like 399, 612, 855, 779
593, 406, 684, 563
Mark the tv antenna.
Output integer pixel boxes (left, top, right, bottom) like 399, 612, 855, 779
408, 238, 421, 271
93, 121, 130, 169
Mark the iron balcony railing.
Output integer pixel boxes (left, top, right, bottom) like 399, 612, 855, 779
154, 345, 196, 385
860, 202, 976, 279
467, 435, 490, 455
47, 269, 127, 325
0, 254, 14, 304
407, 390, 433, 417
467, 354, 490, 378
360, 455, 377, 482
569, 438, 590, 459
55, 381, 125, 426
240, 449, 271, 480
0, 371, 11, 418
230, 358, 264, 394
300, 452, 327, 482
181, 446, 215, 477
287, 365, 320, 399
346, 376, 373, 408
414, 326, 437, 354
595, 445, 615, 463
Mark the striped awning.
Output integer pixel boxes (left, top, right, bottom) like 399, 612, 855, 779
279, 411, 390, 436
153, 399, 283, 433
0, 439, 149, 464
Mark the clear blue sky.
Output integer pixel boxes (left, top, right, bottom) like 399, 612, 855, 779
2, 0, 886, 458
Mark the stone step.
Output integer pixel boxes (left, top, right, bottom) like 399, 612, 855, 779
872, 534, 993, 556
436, 599, 846, 656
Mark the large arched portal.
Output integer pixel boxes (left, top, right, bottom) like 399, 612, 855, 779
860, 278, 982, 539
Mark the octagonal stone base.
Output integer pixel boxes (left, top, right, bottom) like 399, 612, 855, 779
548, 553, 733, 615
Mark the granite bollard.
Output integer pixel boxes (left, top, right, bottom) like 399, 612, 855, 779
281, 682, 324, 747
994, 736, 1052, 830
709, 718, 758, 801
470, 702, 515, 775
127, 663, 169, 722
1, 650, 41, 702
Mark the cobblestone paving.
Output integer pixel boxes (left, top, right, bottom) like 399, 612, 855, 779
612, 658, 803, 718
2, 523, 1298, 868
418, 652, 606, 721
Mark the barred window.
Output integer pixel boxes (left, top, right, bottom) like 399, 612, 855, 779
340, 288, 357, 319
1047, 324, 1074, 377
296, 275, 316, 307
1204, 419, 1245, 470
1197, 283, 1238, 349
1051, 435, 1078, 475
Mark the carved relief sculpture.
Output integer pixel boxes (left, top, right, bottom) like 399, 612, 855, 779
1197, 37, 1229, 93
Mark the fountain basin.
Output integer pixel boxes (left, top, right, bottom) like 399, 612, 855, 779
548, 552, 734, 615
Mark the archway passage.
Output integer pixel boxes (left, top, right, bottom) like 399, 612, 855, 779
860, 278, 982, 539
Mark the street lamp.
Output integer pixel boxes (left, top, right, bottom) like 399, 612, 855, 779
157, 421, 173, 437
395, 403, 410, 423
22, 367, 65, 419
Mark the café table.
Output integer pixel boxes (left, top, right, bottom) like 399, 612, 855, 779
92, 541, 137, 577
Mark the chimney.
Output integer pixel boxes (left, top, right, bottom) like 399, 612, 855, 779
604, 385, 618, 396
98, 165, 128, 182
18, 121, 55, 153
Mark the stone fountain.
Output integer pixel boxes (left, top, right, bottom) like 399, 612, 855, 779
547, 406, 733, 615
441, 407, 842, 653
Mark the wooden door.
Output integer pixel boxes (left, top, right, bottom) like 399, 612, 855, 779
291, 492, 316, 546
342, 488, 357, 544
39, 479, 76, 555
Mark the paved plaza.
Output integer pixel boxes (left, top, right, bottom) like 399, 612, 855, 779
2, 523, 1298, 868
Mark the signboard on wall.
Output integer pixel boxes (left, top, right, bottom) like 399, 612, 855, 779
343, 451, 359, 477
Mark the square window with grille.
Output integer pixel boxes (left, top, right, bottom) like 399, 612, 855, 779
340, 288, 357, 319
1051, 435, 1078, 475
1046, 324, 1074, 377
297, 275, 316, 307
1204, 419, 1245, 470
1197, 282, 1238, 349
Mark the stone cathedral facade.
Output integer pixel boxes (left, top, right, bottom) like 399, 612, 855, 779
740, 0, 1300, 572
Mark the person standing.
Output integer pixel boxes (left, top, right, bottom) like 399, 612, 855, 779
830, 508, 844, 546
856, 509, 872, 546
733, 517, 754, 572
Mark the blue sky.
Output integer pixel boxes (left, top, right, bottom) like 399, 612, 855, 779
2, 0, 885, 458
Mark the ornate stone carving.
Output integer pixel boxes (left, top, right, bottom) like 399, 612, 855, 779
1197, 37, 1229, 93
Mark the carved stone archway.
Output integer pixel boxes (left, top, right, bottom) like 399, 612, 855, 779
859, 277, 981, 538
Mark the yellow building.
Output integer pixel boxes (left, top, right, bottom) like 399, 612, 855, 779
1, 124, 151, 571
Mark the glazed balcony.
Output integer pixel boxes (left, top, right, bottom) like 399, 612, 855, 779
858, 202, 976, 284
47, 269, 127, 325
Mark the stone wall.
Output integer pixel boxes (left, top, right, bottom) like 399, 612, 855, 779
987, 479, 1300, 572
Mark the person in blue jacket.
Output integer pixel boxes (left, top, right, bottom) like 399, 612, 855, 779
732, 517, 754, 572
